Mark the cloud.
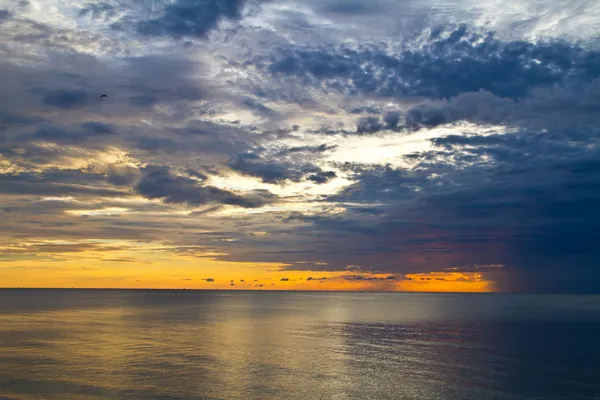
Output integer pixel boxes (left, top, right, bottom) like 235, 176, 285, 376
306, 170, 336, 184
36, 89, 91, 109
343, 275, 394, 281
262, 25, 600, 99
349, 106, 380, 115
227, 152, 334, 184
136, 0, 247, 38
0, 111, 41, 131
0, 242, 125, 255
280, 277, 289, 281
106, 165, 140, 187
0, 172, 126, 197
0, 9, 12, 23
275, 144, 337, 156
356, 117, 383, 134
228, 153, 301, 184
81, 121, 115, 135
78, 3, 116, 20
242, 98, 277, 117
131, 137, 180, 154
383, 112, 401, 130
135, 165, 274, 208
204, 278, 215, 282
319, 0, 385, 15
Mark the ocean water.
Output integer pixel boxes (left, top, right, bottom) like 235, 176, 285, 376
0, 290, 599, 400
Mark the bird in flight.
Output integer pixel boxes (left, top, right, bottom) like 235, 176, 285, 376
100, 94, 108, 98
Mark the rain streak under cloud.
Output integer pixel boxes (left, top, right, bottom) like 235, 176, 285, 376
1, 0, 600, 292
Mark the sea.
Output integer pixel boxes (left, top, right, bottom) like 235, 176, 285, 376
0, 289, 599, 400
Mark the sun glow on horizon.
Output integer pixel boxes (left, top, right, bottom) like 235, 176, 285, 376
0, 240, 497, 292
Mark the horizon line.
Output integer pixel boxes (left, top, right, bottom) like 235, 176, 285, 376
0, 287, 584, 295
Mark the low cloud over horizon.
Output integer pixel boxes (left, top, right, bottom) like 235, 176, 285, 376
1, 0, 600, 293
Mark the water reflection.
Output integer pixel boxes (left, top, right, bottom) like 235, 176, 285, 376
1, 290, 599, 400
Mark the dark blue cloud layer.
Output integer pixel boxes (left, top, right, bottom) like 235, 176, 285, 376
261, 25, 600, 99
135, 165, 273, 208
137, 0, 246, 38
272, 122, 600, 292
227, 152, 336, 185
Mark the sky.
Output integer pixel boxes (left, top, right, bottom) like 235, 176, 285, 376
1, 0, 600, 292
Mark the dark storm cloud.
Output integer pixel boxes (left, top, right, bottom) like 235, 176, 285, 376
262, 25, 600, 99
0, 172, 126, 197
317, 0, 388, 15
0, 112, 41, 131
349, 106, 380, 115
228, 153, 301, 183
81, 121, 115, 135
306, 170, 336, 184
26, 123, 119, 145
275, 144, 337, 156
185, 168, 208, 181
78, 2, 116, 19
383, 111, 401, 130
227, 153, 333, 184
331, 164, 422, 203
0, 9, 12, 23
242, 98, 277, 117
131, 137, 180, 154
404, 105, 447, 130
343, 275, 396, 281
106, 165, 140, 187
135, 165, 274, 208
355, 113, 402, 134
136, 0, 247, 38
36, 89, 91, 109
129, 95, 157, 108
119, 120, 260, 159
0, 48, 206, 123
294, 127, 600, 292
222, 97, 600, 293
377, 84, 600, 133
356, 117, 383, 134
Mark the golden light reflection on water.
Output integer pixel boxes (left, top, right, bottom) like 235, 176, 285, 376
0, 293, 359, 399
1, 290, 600, 400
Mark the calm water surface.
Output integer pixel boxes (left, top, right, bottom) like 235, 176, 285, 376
1, 290, 599, 400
